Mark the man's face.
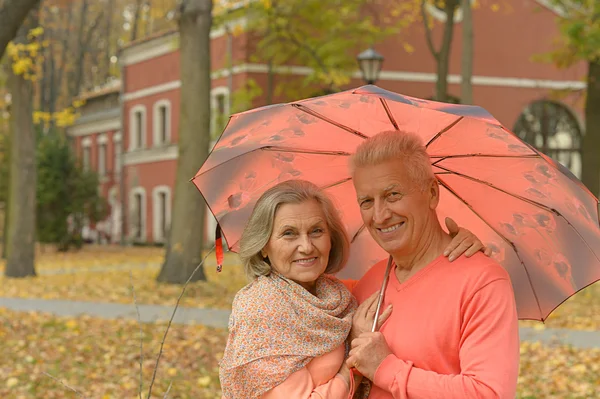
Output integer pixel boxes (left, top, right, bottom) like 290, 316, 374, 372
352, 159, 438, 257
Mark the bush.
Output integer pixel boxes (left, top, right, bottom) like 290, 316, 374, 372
36, 133, 106, 251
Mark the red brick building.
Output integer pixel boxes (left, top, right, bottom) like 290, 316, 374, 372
68, 0, 588, 245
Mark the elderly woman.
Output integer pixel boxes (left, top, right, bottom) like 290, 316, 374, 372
219, 180, 486, 399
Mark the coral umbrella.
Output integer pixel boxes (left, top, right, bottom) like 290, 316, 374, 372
192, 85, 600, 321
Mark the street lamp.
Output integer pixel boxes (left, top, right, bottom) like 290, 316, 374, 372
357, 47, 384, 85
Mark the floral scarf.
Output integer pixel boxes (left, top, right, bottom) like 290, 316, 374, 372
219, 272, 357, 399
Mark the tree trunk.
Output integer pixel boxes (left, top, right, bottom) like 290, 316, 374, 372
157, 0, 212, 284
2, 131, 11, 260
55, 3, 73, 112
0, 0, 40, 59
267, 59, 274, 105
436, 0, 459, 102
5, 15, 39, 278
460, 0, 473, 105
70, 0, 89, 99
582, 60, 600, 197
130, 0, 145, 42
103, 0, 116, 81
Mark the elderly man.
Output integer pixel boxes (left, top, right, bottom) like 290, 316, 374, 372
346, 130, 520, 398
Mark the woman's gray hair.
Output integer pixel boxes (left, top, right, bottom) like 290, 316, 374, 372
238, 180, 350, 280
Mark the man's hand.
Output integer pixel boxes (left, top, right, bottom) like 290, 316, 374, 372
347, 332, 392, 381
444, 217, 492, 261
349, 291, 393, 342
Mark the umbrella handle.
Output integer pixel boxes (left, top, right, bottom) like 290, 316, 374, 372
371, 256, 394, 332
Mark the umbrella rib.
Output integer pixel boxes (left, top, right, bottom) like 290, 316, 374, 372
291, 103, 369, 139
434, 164, 557, 214
437, 177, 544, 319
350, 224, 366, 244
193, 146, 351, 178
380, 98, 399, 130
320, 177, 352, 190
431, 154, 540, 165
425, 117, 464, 148
434, 161, 600, 262
262, 146, 352, 156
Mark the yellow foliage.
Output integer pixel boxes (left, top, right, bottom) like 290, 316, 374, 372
33, 102, 83, 128
7, 27, 48, 81
403, 43, 416, 54
27, 27, 44, 39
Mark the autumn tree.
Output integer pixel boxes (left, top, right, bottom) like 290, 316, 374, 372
421, 0, 460, 102
157, 0, 213, 284
4, 8, 40, 278
548, 0, 600, 196
460, 0, 473, 104
224, 0, 397, 101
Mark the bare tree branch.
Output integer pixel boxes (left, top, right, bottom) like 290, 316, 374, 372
163, 380, 173, 399
421, 0, 440, 61
131, 0, 145, 41
147, 246, 216, 399
43, 372, 88, 399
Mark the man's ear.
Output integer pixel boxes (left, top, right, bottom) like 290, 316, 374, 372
429, 179, 440, 210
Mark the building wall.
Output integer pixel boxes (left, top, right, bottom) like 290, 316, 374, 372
73, 1, 587, 246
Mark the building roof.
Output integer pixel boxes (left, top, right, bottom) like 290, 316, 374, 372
77, 80, 122, 102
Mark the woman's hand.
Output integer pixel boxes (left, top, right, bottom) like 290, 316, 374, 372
349, 291, 393, 343
444, 217, 492, 262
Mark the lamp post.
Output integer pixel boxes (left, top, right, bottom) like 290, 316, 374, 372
357, 47, 384, 85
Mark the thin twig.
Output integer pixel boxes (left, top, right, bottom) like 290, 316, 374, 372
163, 380, 173, 399
43, 372, 88, 398
146, 246, 216, 399
130, 271, 144, 399
420, 0, 440, 61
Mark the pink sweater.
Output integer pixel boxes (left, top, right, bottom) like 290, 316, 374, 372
352, 253, 520, 399
261, 344, 350, 398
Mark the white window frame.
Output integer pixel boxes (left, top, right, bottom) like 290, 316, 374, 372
97, 134, 108, 178
129, 187, 147, 243
129, 104, 147, 151
152, 185, 171, 243
81, 137, 92, 172
113, 131, 122, 178
153, 99, 172, 146
211, 86, 230, 137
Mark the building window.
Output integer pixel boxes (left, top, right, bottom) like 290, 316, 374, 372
129, 187, 146, 242
211, 87, 230, 139
82, 137, 91, 172
129, 105, 146, 150
114, 132, 122, 178
97, 134, 108, 178
153, 99, 171, 146
513, 100, 583, 178
152, 185, 171, 243
98, 142, 107, 177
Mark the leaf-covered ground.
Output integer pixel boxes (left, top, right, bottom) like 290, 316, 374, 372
0, 308, 599, 399
0, 245, 599, 330
0, 307, 226, 399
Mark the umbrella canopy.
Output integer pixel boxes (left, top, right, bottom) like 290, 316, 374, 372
192, 85, 600, 321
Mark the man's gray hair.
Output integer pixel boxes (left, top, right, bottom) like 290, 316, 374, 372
238, 179, 350, 280
350, 130, 435, 191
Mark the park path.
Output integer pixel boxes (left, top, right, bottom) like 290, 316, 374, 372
1, 296, 600, 349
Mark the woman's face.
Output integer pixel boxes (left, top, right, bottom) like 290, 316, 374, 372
262, 199, 332, 293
